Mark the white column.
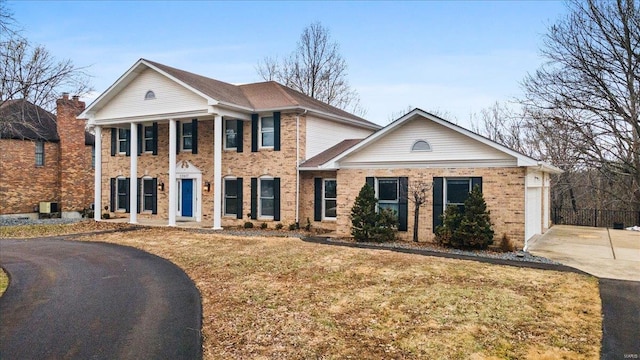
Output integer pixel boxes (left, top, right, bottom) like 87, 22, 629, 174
93, 126, 102, 221
168, 119, 177, 226
213, 115, 223, 229
129, 123, 138, 224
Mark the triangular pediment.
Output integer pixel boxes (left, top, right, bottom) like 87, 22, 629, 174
176, 160, 201, 175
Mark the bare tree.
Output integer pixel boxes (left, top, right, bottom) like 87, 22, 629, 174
257, 22, 365, 116
407, 180, 433, 242
521, 0, 640, 211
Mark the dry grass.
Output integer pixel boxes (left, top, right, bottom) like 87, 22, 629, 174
0, 268, 8, 297
67, 227, 602, 359
0, 220, 134, 239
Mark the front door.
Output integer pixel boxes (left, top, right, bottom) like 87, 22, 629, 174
181, 179, 194, 217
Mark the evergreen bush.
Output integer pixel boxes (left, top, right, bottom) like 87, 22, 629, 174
350, 183, 398, 242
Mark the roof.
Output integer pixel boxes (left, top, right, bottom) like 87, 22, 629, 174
0, 99, 59, 141
299, 139, 363, 168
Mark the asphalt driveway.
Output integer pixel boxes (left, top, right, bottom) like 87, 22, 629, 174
0, 238, 201, 359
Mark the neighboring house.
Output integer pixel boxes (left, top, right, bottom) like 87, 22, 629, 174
79, 58, 560, 248
0, 96, 94, 219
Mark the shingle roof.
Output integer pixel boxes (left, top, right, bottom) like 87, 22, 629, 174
0, 99, 59, 141
143, 59, 379, 129
299, 139, 364, 168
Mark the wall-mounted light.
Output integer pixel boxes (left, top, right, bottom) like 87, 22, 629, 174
204, 181, 211, 192
157, 181, 165, 191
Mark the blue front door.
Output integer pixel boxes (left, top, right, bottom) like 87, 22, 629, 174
181, 179, 193, 217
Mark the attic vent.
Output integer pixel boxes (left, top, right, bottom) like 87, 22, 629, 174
144, 90, 156, 100
411, 140, 431, 152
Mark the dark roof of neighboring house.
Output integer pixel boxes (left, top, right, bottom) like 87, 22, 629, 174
299, 139, 364, 168
144, 59, 379, 129
0, 99, 94, 145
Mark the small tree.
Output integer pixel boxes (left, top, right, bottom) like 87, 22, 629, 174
407, 180, 433, 242
435, 204, 463, 247
351, 184, 378, 241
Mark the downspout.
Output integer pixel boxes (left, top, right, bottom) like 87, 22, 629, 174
295, 110, 308, 225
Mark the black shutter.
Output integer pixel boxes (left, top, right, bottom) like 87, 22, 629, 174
152, 178, 158, 214
125, 178, 131, 213
125, 129, 131, 157
192, 119, 198, 154
366, 177, 374, 189
471, 177, 483, 193
274, 111, 281, 151
136, 178, 142, 213
236, 120, 244, 153
314, 178, 322, 221
110, 178, 116, 211
111, 129, 116, 156
398, 177, 408, 231
137, 124, 143, 155
251, 114, 258, 152
176, 121, 181, 154
274, 177, 281, 221
433, 177, 444, 232
152, 122, 158, 155
236, 178, 243, 219
250, 177, 257, 219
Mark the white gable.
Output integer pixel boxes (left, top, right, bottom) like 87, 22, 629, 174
306, 115, 374, 159
92, 68, 208, 121
338, 115, 517, 168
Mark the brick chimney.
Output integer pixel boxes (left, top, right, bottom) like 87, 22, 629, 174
57, 93, 91, 217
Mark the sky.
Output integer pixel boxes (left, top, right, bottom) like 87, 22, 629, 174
8, 1, 567, 128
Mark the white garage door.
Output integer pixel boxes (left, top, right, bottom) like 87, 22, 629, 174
526, 187, 542, 241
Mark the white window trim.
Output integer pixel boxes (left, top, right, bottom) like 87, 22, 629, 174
411, 139, 432, 152
375, 177, 399, 212
141, 176, 154, 213
223, 176, 238, 217
258, 176, 275, 219
322, 179, 337, 220
444, 177, 472, 207
116, 176, 128, 212
117, 128, 128, 154
259, 116, 274, 149
143, 125, 154, 153
181, 122, 193, 152
224, 119, 238, 150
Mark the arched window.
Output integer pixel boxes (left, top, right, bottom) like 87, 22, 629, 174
411, 139, 431, 152
144, 90, 156, 100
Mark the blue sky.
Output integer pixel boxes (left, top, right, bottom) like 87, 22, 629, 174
9, 1, 566, 127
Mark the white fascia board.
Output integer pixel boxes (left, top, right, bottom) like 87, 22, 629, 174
255, 106, 381, 131
209, 105, 251, 120
92, 110, 212, 126
338, 159, 519, 169
298, 166, 338, 171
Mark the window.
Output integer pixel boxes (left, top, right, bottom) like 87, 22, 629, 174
224, 178, 238, 216
446, 178, 471, 212
411, 140, 431, 152
117, 178, 128, 211
260, 116, 274, 148
91, 145, 95, 169
145, 90, 156, 100
142, 178, 154, 212
377, 178, 399, 213
118, 128, 129, 154
143, 125, 154, 152
323, 179, 337, 219
259, 178, 275, 218
35, 140, 44, 166
182, 122, 193, 151
225, 120, 238, 149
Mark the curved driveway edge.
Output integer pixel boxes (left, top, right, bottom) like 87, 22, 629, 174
0, 238, 202, 360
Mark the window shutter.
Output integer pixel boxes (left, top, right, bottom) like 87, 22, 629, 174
250, 177, 257, 219
314, 178, 322, 221
236, 120, 244, 153
251, 114, 258, 152
136, 178, 142, 213
110, 178, 116, 211
398, 177, 408, 231
111, 129, 116, 156
125, 178, 131, 213
152, 178, 158, 214
274, 111, 281, 151
152, 122, 158, 155
176, 121, 181, 154
366, 177, 374, 189
192, 119, 198, 154
274, 177, 281, 221
137, 124, 143, 155
236, 178, 243, 219
471, 177, 483, 192
433, 177, 444, 232
125, 129, 131, 157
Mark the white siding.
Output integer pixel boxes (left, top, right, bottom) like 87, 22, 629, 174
340, 116, 516, 167
305, 116, 374, 159
94, 68, 208, 120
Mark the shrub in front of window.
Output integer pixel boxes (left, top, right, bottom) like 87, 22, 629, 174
244, 221, 254, 229
436, 185, 494, 249
351, 183, 398, 242
260, 222, 268, 229
275, 223, 283, 230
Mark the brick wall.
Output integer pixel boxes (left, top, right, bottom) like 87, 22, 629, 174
335, 167, 527, 248
0, 139, 60, 215
299, 171, 338, 232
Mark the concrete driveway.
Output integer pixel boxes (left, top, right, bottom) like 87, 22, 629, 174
528, 225, 640, 281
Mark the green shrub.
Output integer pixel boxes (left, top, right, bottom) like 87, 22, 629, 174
101, 213, 110, 220
260, 222, 268, 229
350, 183, 398, 242
275, 223, 283, 230
244, 221, 254, 229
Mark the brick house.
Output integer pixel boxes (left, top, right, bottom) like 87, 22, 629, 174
80, 59, 560, 248
0, 96, 94, 218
